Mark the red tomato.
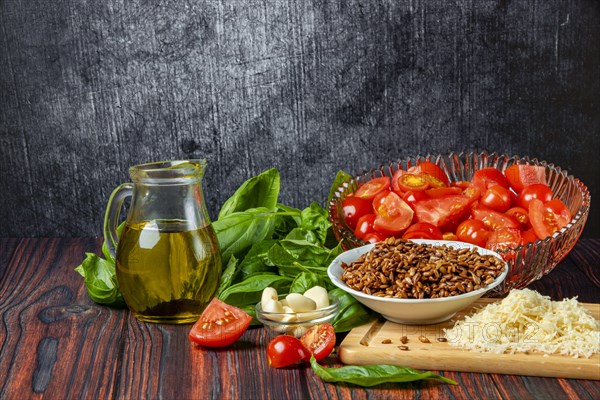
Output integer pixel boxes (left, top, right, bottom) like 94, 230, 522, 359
545, 199, 572, 223
391, 169, 407, 194
189, 298, 252, 348
402, 190, 429, 206
471, 206, 521, 231
418, 161, 450, 187
412, 195, 471, 231
363, 231, 387, 243
456, 219, 490, 248
373, 191, 414, 234
402, 222, 443, 240
487, 228, 522, 251
480, 185, 514, 213
397, 173, 429, 192
354, 177, 390, 200
354, 214, 377, 240
505, 207, 530, 229
452, 180, 471, 189
443, 232, 458, 241
425, 187, 462, 198
472, 168, 511, 193
517, 184, 553, 209
529, 198, 571, 239
342, 196, 373, 230
300, 324, 336, 362
504, 164, 546, 193
267, 335, 310, 368
462, 185, 482, 204
521, 228, 539, 245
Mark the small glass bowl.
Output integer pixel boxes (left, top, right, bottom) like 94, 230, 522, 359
255, 295, 340, 338
328, 151, 590, 296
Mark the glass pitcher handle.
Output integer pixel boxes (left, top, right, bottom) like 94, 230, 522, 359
103, 183, 133, 261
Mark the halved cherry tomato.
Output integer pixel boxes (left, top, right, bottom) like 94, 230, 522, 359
412, 195, 471, 231
472, 168, 511, 193
300, 323, 336, 362
504, 164, 546, 193
471, 206, 520, 231
354, 214, 377, 240
480, 184, 514, 213
354, 177, 390, 200
443, 232, 458, 241
402, 190, 429, 206
517, 183, 553, 209
189, 298, 252, 348
373, 191, 414, 234
363, 231, 387, 243
402, 222, 443, 240
452, 180, 471, 189
391, 169, 407, 195
342, 196, 373, 230
529, 198, 570, 239
462, 185, 482, 204
456, 219, 490, 248
505, 207, 530, 229
397, 173, 429, 192
418, 161, 450, 187
544, 199, 572, 223
425, 187, 462, 198
487, 228, 522, 251
267, 335, 310, 368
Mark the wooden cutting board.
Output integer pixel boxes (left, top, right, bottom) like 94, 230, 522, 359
338, 299, 600, 380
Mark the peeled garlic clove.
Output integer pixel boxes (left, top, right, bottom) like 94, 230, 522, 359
261, 287, 278, 308
303, 286, 329, 309
286, 293, 316, 312
263, 298, 284, 314
280, 306, 297, 323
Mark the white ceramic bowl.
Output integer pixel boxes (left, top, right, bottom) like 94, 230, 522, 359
327, 239, 508, 325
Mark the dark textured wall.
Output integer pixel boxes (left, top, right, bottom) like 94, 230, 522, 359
1, 0, 599, 238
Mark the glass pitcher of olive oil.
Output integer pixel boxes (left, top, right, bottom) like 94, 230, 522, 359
103, 160, 221, 324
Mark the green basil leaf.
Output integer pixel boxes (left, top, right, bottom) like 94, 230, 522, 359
218, 274, 292, 307
74, 253, 126, 308
273, 203, 302, 239
218, 168, 280, 219
327, 170, 353, 206
217, 255, 238, 298
284, 227, 319, 244
300, 202, 331, 244
239, 240, 278, 279
328, 288, 377, 332
289, 272, 327, 294
309, 356, 457, 387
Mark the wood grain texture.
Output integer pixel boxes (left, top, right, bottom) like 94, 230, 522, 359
0, 238, 598, 399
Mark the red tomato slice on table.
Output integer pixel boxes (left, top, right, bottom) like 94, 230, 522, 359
487, 228, 522, 251
342, 196, 373, 230
402, 222, 443, 240
471, 206, 521, 231
267, 335, 310, 368
529, 198, 571, 239
189, 298, 252, 348
354, 177, 390, 200
300, 324, 336, 362
517, 183, 553, 209
373, 191, 414, 234
412, 195, 471, 232
456, 219, 490, 248
504, 164, 546, 193
472, 168, 511, 193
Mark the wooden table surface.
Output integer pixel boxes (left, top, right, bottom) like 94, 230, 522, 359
1, 237, 599, 399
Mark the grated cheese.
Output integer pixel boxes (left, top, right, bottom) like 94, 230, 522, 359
443, 289, 600, 358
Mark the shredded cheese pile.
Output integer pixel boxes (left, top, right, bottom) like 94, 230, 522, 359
443, 289, 600, 358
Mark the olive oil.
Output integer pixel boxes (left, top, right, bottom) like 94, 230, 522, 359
116, 220, 221, 324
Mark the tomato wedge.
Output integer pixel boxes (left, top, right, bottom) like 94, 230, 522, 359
504, 164, 546, 193
354, 177, 390, 200
373, 191, 414, 234
487, 228, 522, 251
471, 206, 521, 231
412, 195, 471, 231
189, 298, 252, 348
529, 198, 571, 239
472, 168, 511, 193
267, 335, 310, 368
300, 324, 336, 362
505, 207, 530, 229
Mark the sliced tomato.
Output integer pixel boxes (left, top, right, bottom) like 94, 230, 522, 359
373, 191, 414, 234
189, 298, 252, 348
456, 219, 490, 248
517, 183, 553, 209
418, 161, 450, 187
412, 195, 471, 231
480, 184, 514, 213
354, 177, 390, 200
267, 335, 310, 368
300, 324, 336, 362
391, 169, 408, 194
402, 190, 429, 206
452, 180, 471, 189
471, 206, 521, 231
425, 187, 462, 198
504, 164, 546, 193
397, 173, 429, 192
342, 196, 373, 230
402, 222, 443, 240
472, 168, 511, 193
354, 214, 377, 240
529, 198, 571, 239
486, 228, 522, 251
545, 199, 572, 223
505, 207, 530, 230
462, 185, 482, 204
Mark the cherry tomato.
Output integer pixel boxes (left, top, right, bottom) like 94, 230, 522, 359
544, 199, 572, 223
354, 177, 390, 200
397, 173, 429, 192
425, 187, 462, 198
402, 222, 443, 240
267, 335, 310, 368
402, 190, 429, 206
373, 191, 414, 234
487, 228, 522, 251
189, 298, 252, 348
462, 185, 482, 204
517, 183, 553, 209
443, 232, 458, 241
471, 206, 521, 231
412, 195, 471, 231
504, 164, 546, 193
521, 228, 539, 245
472, 168, 511, 193
300, 324, 336, 362
480, 184, 514, 213
363, 231, 387, 243
418, 161, 450, 187
529, 198, 571, 239
354, 214, 377, 240
391, 169, 408, 195
505, 207, 530, 229
452, 181, 471, 189
456, 219, 490, 248
342, 196, 373, 230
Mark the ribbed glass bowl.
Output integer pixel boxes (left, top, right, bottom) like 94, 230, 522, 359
328, 152, 590, 296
